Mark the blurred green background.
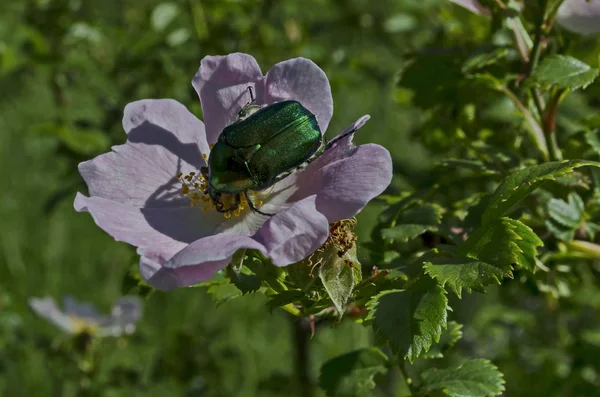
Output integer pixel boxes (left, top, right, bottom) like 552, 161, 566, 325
2, 0, 600, 396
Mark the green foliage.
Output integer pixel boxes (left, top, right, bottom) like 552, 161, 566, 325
421, 359, 505, 397
319, 347, 389, 397
461, 218, 543, 272
381, 203, 443, 243
546, 192, 600, 241
584, 129, 600, 156
422, 321, 463, 359
425, 218, 542, 297
366, 280, 448, 362
4, 0, 600, 395
548, 193, 585, 229
482, 161, 600, 223
227, 251, 262, 295
531, 55, 599, 90
425, 256, 507, 298
318, 248, 355, 318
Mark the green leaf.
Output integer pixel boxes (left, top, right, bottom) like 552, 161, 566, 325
319, 348, 389, 397
245, 252, 287, 290
421, 359, 505, 397
422, 219, 541, 295
482, 160, 600, 224
229, 272, 260, 295
461, 218, 543, 272
381, 204, 443, 243
422, 321, 463, 359
436, 159, 500, 175
227, 250, 261, 295
531, 55, 599, 90
462, 48, 509, 74
383, 13, 416, 33
424, 256, 506, 298
205, 283, 242, 305
366, 280, 448, 362
548, 193, 584, 229
585, 129, 600, 156
151, 3, 180, 32
545, 220, 575, 241
266, 290, 304, 311
466, 73, 504, 91
319, 247, 355, 317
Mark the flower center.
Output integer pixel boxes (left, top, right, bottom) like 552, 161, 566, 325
327, 218, 358, 255
176, 171, 265, 219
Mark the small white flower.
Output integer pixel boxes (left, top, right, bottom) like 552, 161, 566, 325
29, 296, 143, 337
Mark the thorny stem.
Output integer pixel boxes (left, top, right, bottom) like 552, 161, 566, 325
499, 86, 549, 161
525, 0, 567, 161
527, 0, 562, 75
293, 317, 314, 397
544, 88, 569, 161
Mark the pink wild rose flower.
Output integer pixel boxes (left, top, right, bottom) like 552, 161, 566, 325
74, 53, 393, 290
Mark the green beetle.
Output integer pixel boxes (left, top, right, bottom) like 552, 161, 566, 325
200, 88, 352, 216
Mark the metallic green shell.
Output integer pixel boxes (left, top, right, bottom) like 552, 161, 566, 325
208, 100, 322, 194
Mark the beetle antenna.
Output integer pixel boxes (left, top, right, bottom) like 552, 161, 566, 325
247, 86, 255, 103
323, 125, 359, 152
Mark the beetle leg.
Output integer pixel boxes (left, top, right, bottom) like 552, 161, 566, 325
200, 166, 209, 179
247, 86, 255, 103
245, 191, 274, 216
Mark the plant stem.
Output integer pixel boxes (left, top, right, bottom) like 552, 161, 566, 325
397, 359, 416, 396
499, 86, 549, 160
525, 0, 566, 161
544, 89, 568, 160
293, 317, 314, 397
527, 0, 549, 76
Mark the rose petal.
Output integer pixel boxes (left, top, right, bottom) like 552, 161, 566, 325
264, 58, 334, 133
557, 0, 600, 35
450, 0, 490, 15
290, 117, 392, 222
74, 193, 222, 253
146, 232, 265, 289
256, 116, 372, 214
192, 53, 263, 144
138, 249, 230, 290
79, 99, 209, 207
165, 234, 267, 268
316, 143, 392, 221
253, 195, 329, 266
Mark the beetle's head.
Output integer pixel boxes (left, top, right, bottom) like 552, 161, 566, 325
237, 86, 266, 121
238, 103, 263, 121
